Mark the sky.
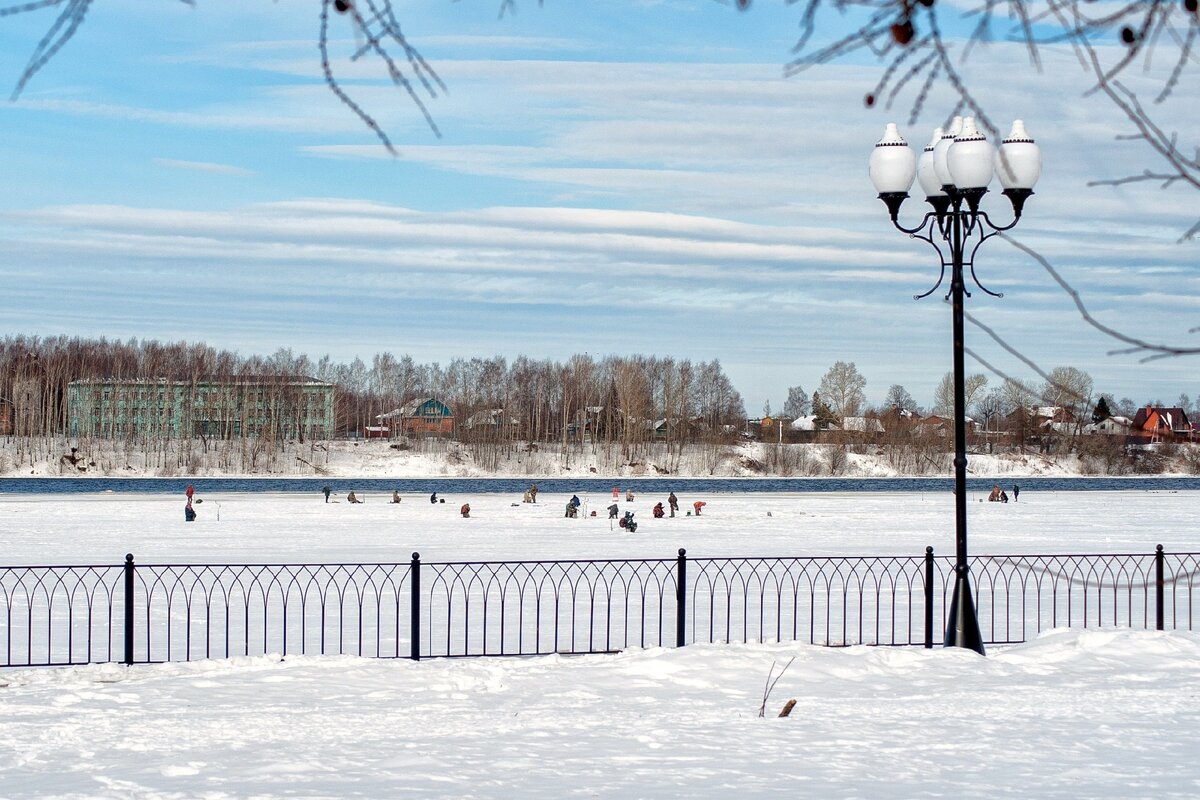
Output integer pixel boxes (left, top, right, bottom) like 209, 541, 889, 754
1, 0, 1198, 414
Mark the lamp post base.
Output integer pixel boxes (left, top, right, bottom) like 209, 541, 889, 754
944, 569, 986, 654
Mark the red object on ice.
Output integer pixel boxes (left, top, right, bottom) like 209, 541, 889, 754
612, 486, 619, 500
186, 484, 194, 500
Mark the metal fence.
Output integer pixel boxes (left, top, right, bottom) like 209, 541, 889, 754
2, 547, 1196, 667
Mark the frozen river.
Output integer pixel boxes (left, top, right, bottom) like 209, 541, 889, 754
1, 487, 1195, 565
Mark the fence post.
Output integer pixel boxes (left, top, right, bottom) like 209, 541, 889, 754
676, 548, 687, 648
924, 546, 934, 649
411, 552, 421, 661
1155, 544, 1165, 632
123, 553, 135, 666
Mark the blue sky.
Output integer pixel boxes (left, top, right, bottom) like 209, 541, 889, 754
2, 0, 1198, 412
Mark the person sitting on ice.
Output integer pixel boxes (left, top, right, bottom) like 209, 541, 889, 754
988, 485, 1001, 502
565, 501, 579, 519
184, 500, 197, 522
430, 492, 438, 504
347, 491, 364, 504
522, 489, 533, 503
460, 503, 471, 518
620, 511, 638, 532
693, 500, 706, 516
607, 503, 619, 519
1000, 490, 1009, 503
652, 502, 665, 519
391, 490, 402, 504
625, 488, 635, 502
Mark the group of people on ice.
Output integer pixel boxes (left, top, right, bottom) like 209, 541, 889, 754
987, 484, 1020, 503
294, 484, 711, 526
593, 489, 707, 533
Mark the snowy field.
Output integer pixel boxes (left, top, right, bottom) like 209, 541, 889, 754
3, 490, 1199, 798
2, 630, 1199, 798
1, 487, 1196, 564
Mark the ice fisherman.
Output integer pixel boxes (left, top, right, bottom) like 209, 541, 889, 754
430, 492, 438, 504
322, 485, 331, 503
693, 500, 706, 516
391, 490, 402, 504
668, 492, 679, 517
460, 503, 471, 518
607, 503, 619, 519
652, 502, 665, 519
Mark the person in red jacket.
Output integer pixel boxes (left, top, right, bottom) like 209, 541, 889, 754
693, 500, 706, 516
460, 503, 471, 518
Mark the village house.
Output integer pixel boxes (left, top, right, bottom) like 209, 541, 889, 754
376, 397, 454, 437
1082, 415, 1133, 436
1129, 405, 1193, 443
461, 409, 520, 434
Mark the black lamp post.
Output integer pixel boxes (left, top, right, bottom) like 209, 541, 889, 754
869, 117, 1043, 655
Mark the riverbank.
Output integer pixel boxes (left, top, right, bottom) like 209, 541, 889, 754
3, 437, 1184, 479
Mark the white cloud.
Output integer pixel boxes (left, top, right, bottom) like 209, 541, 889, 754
152, 158, 255, 177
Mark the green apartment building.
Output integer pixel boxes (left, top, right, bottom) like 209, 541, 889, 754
67, 377, 335, 440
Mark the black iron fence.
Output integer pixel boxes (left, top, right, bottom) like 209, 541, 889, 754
2, 547, 1196, 667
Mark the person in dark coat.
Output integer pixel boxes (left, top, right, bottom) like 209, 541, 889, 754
430, 492, 438, 504
565, 501, 578, 519
529, 483, 538, 503
391, 490, 402, 504
322, 485, 331, 503
1013, 485, 1020, 502
668, 492, 679, 517
570, 495, 581, 509
184, 500, 197, 522
607, 503, 619, 519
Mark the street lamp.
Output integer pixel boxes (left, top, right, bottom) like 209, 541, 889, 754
868, 116, 1042, 655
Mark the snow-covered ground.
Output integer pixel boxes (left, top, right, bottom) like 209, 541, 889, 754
3, 491, 1198, 798
2, 630, 1199, 798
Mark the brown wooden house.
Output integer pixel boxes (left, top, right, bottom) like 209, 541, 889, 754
1129, 405, 1193, 443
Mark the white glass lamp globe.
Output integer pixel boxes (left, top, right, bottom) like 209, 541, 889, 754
947, 117, 994, 190
868, 123, 916, 195
995, 119, 1041, 190
917, 127, 946, 198
932, 116, 962, 188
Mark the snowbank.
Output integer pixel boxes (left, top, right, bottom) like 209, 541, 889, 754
3, 629, 1198, 798
1, 436, 1167, 479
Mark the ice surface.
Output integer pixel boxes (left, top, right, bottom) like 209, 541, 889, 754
1, 488, 1196, 564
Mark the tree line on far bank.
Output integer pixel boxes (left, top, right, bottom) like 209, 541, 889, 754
2, 336, 1193, 475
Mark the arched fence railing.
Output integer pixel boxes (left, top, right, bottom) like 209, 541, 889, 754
2, 547, 1196, 667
